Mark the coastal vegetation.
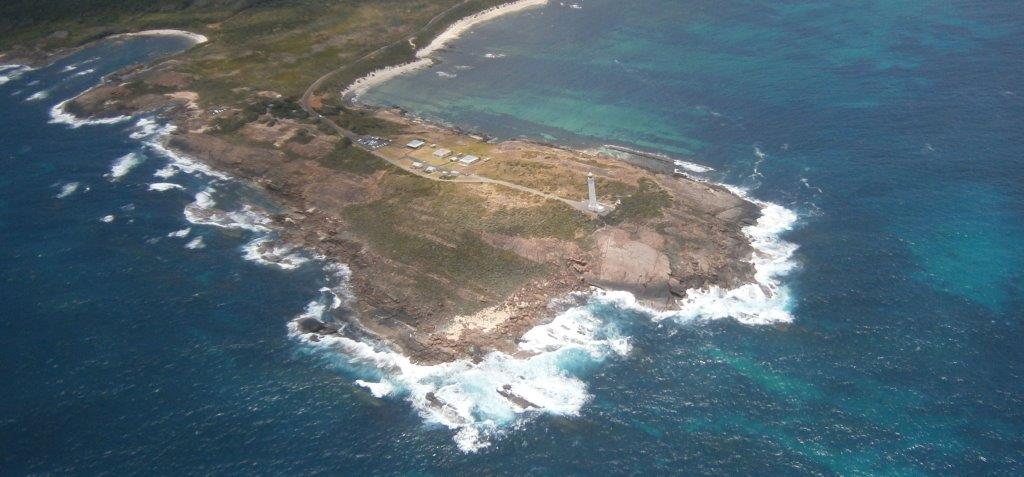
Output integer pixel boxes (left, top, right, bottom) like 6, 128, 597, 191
2, 0, 760, 362
607, 178, 672, 224
318, 141, 388, 174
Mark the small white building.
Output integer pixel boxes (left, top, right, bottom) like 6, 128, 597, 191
411, 161, 424, 168
406, 139, 426, 149
433, 148, 452, 158
458, 154, 480, 165
425, 166, 437, 173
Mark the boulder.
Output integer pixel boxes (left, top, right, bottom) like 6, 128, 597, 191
295, 317, 325, 333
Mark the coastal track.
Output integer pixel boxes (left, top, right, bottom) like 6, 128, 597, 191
298, 1, 591, 214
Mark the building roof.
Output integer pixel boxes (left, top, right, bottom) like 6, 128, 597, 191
433, 148, 452, 157
458, 154, 480, 165
406, 139, 426, 149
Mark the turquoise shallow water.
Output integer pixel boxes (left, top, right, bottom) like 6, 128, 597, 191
2, 0, 1023, 474
365, 0, 1024, 472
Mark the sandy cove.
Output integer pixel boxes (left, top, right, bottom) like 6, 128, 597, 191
54, 59, 761, 363
39, 10, 767, 364
342, 0, 549, 101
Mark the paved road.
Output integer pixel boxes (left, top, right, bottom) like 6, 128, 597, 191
297, 1, 589, 212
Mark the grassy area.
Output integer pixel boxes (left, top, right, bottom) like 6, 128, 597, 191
607, 178, 672, 224
316, 140, 389, 175
486, 200, 595, 240
343, 173, 553, 311
0, 1, 238, 50
332, 105, 404, 136
2, 1, 487, 106
474, 157, 635, 202
317, 0, 510, 95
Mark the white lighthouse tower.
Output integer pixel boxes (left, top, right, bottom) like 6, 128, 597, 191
586, 172, 605, 212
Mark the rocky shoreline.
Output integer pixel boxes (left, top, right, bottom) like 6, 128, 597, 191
27, 31, 761, 365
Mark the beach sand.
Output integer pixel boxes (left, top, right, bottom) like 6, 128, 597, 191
342, 0, 549, 101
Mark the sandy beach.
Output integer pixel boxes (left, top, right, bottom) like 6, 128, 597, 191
416, 0, 549, 58
341, 58, 433, 100
109, 29, 209, 45
342, 0, 549, 101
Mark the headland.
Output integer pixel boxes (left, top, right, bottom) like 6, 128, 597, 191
3, 0, 768, 365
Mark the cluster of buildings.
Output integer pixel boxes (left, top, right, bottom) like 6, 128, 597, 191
405, 138, 482, 170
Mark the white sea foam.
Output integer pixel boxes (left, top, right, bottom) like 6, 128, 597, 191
751, 145, 767, 183
241, 237, 310, 270
100, 214, 115, 223
167, 227, 191, 238
291, 287, 629, 453
279, 166, 796, 453
282, 151, 797, 452
153, 164, 178, 179
655, 187, 798, 325
183, 188, 272, 233
483, 52, 507, 59
321, 263, 354, 310
800, 177, 823, 194
25, 90, 49, 101
106, 152, 143, 180
600, 144, 715, 174
49, 99, 131, 128
71, 68, 95, 77
145, 128, 232, 180
436, 71, 457, 79
55, 182, 80, 198
0, 64, 33, 86
674, 159, 713, 173
133, 119, 230, 180
185, 236, 206, 249
153, 165, 179, 179
194, 189, 216, 209
148, 182, 184, 192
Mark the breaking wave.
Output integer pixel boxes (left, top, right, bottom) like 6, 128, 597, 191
0, 64, 33, 86
241, 237, 310, 270
49, 52, 799, 454
185, 236, 206, 249
25, 90, 50, 101
659, 194, 798, 325
167, 227, 191, 238
183, 188, 272, 233
55, 181, 81, 198
148, 182, 184, 192
281, 170, 799, 451
49, 99, 130, 128
107, 152, 143, 180
289, 287, 633, 453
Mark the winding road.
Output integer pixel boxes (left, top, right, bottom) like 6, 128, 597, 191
297, 0, 591, 213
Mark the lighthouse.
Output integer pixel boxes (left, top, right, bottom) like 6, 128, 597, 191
587, 172, 604, 212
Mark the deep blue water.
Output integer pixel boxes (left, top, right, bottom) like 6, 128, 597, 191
3, 0, 1024, 474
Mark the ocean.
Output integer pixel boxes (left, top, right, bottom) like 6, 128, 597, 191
3, 0, 1023, 474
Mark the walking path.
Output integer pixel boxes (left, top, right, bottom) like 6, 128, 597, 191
298, 1, 591, 213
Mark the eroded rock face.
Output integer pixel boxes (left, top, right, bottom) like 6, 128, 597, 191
587, 226, 673, 305
168, 130, 759, 363
53, 59, 760, 364
295, 317, 325, 334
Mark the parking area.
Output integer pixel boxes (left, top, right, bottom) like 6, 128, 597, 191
356, 136, 391, 150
